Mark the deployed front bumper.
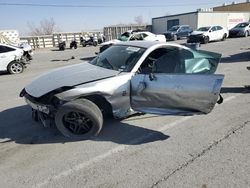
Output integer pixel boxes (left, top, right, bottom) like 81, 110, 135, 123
229, 30, 245, 37
187, 35, 205, 43
25, 97, 50, 114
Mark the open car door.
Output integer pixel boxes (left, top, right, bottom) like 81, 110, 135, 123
131, 46, 224, 115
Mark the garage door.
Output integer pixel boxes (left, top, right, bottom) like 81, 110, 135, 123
167, 19, 179, 30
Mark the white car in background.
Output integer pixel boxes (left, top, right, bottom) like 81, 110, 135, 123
187, 26, 229, 44
99, 30, 166, 52
0, 43, 26, 74
118, 30, 166, 42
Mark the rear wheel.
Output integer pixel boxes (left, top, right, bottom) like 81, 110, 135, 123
55, 99, 103, 139
7, 61, 24, 74
221, 33, 227, 41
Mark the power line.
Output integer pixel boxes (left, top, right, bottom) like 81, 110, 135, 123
0, 2, 227, 8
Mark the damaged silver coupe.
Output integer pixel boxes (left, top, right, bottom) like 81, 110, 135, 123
20, 41, 224, 138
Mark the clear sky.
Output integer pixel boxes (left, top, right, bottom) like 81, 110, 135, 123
0, 0, 245, 35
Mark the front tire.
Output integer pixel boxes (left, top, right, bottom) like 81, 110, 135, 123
55, 99, 103, 139
245, 31, 249, 37
82, 42, 86, 47
203, 36, 209, 44
173, 34, 177, 41
7, 61, 24, 74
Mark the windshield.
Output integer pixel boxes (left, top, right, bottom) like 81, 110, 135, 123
234, 22, 249, 28
89, 45, 146, 72
118, 32, 131, 41
197, 27, 210, 31
169, 26, 179, 31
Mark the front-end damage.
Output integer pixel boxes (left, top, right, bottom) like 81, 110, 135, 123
20, 72, 134, 127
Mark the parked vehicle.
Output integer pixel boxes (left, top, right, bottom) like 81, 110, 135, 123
58, 40, 66, 51
19, 43, 33, 61
0, 33, 34, 61
80, 36, 98, 47
70, 39, 77, 49
187, 26, 229, 44
0, 43, 27, 74
97, 34, 105, 44
98, 30, 166, 53
20, 41, 224, 139
164, 25, 193, 41
118, 30, 166, 42
229, 22, 250, 37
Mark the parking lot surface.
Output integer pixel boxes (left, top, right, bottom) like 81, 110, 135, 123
0, 38, 250, 188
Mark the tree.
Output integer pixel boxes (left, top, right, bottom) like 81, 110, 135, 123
27, 18, 58, 36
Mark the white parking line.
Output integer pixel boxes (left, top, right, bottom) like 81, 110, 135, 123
36, 94, 240, 187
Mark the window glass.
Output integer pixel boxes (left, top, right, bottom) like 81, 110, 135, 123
139, 47, 221, 74
197, 27, 210, 32
129, 34, 143, 41
141, 33, 148, 38
211, 27, 217, 31
90, 45, 146, 72
0, 45, 15, 53
216, 26, 223, 30
139, 47, 184, 74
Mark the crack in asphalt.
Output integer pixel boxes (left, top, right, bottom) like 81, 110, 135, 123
151, 120, 250, 188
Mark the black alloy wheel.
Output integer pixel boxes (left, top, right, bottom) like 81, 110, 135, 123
55, 99, 103, 139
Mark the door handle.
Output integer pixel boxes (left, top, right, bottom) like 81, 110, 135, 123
0, 55, 6, 58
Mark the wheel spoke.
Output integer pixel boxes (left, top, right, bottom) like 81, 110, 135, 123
64, 116, 77, 125
63, 111, 93, 135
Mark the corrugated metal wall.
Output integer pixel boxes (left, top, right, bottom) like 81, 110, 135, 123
103, 25, 147, 41
152, 11, 250, 33
152, 12, 198, 34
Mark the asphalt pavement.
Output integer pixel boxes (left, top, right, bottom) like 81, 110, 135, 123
0, 38, 250, 188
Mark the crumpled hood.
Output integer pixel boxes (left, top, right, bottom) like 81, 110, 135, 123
190, 31, 207, 35
25, 62, 119, 98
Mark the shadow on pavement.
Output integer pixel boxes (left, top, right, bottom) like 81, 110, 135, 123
0, 105, 169, 145
221, 87, 250, 94
80, 56, 96, 61
221, 51, 250, 63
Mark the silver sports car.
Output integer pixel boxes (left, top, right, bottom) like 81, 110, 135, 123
20, 41, 224, 138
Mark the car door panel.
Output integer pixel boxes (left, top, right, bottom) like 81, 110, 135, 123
131, 73, 224, 115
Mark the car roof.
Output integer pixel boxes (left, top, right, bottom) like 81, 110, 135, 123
113, 41, 187, 49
